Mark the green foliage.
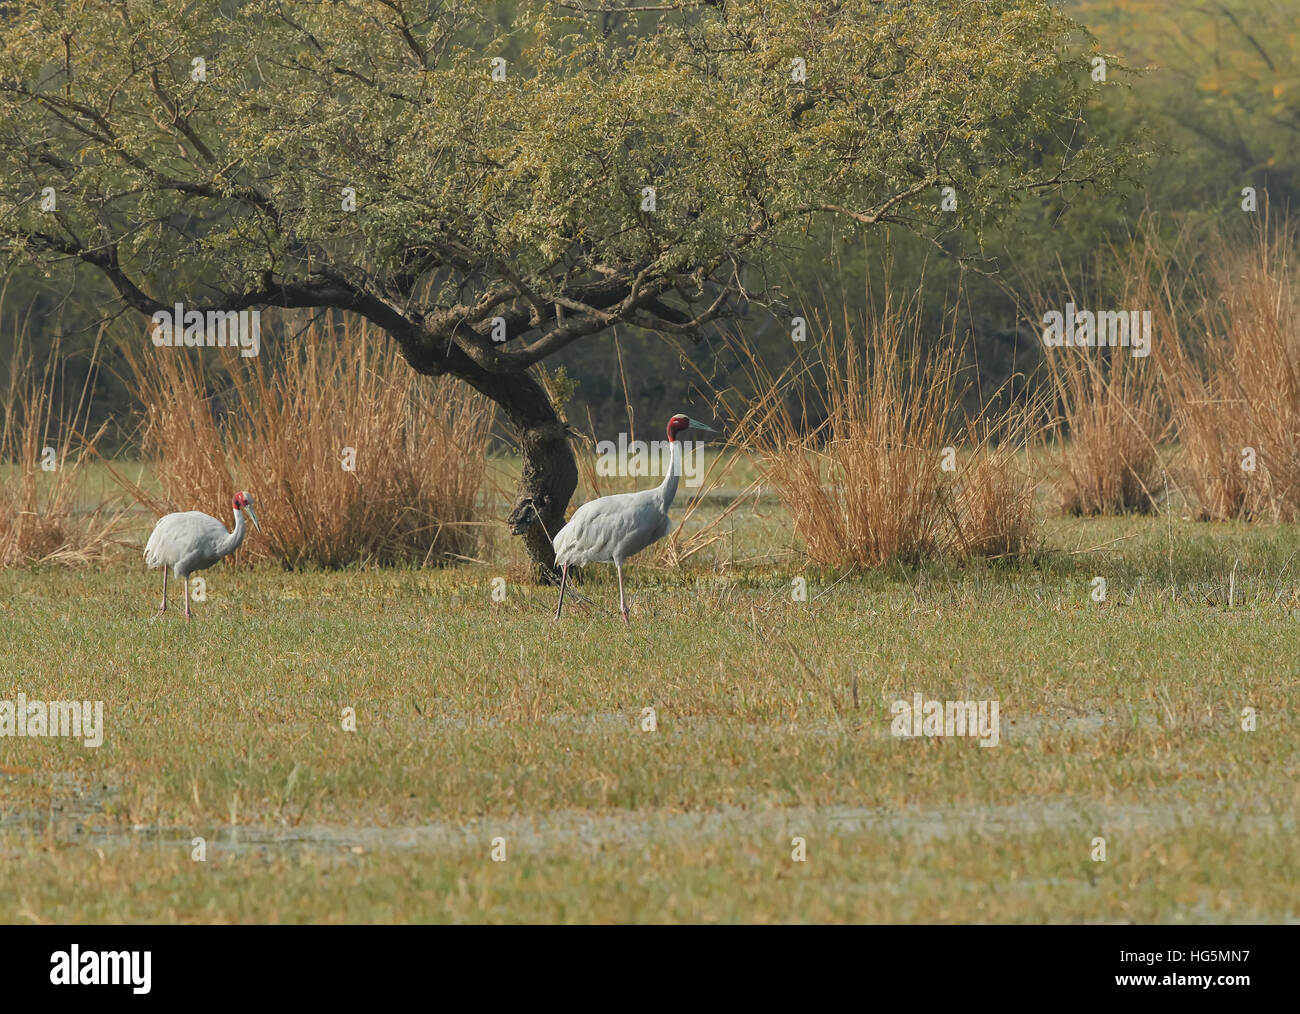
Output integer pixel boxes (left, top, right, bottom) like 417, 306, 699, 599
0, 1, 1149, 453
0, 0, 1125, 317
1073, 0, 1300, 212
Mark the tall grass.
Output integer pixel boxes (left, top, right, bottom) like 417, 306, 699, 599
947, 415, 1039, 560
655, 447, 760, 569
1161, 219, 1300, 521
0, 319, 125, 566
1046, 346, 1165, 516
121, 313, 495, 568
726, 289, 1038, 568
1036, 234, 1169, 516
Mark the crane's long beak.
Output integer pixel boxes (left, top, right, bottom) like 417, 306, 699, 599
244, 505, 262, 534
687, 418, 718, 433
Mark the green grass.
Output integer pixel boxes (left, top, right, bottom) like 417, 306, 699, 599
1, 509, 1298, 922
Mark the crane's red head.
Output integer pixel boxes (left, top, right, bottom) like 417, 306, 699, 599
666, 414, 718, 442
232, 491, 263, 534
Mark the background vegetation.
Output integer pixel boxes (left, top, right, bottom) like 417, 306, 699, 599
3, 1, 1294, 442
2, 0, 1298, 925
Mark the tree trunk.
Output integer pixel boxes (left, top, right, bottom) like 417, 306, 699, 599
403, 345, 576, 583
507, 412, 579, 583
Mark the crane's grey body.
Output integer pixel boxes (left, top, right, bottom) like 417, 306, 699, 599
552, 484, 675, 569
144, 492, 260, 620
552, 415, 714, 622
145, 510, 247, 579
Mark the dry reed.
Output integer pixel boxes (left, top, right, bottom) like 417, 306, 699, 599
0, 317, 126, 566
1160, 219, 1300, 520
1037, 233, 1169, 516
725, 288, 1039, 568
121, 313, 495, 567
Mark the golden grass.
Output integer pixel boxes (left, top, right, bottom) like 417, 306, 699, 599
656, 446, 760, 569
1161, 218, 1300, 520
1037, 234, 1168, 516
120, 312, 495, 567
947, 415, 1039, 559
0, 314, 126, 566
1047, 351, 1165, 516
725, 288, 1039, 567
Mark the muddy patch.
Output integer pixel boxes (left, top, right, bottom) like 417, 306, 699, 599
3, 789, 1289, 861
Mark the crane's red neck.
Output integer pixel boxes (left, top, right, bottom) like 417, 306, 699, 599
666, 415, 689, 443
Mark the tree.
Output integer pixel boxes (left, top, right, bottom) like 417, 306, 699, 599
0, 0, 1126, 579
1074, 0, 1300, 214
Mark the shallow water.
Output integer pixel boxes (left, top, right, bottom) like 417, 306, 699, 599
3, 790, 1288, 860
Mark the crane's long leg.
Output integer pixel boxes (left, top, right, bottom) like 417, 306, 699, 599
159, 567, 168, 615
616, 562, 629, 624
183, 572, 192, 622
554, 564, 569, 620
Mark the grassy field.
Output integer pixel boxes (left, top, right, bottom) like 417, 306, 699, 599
2, 472, 1298, 922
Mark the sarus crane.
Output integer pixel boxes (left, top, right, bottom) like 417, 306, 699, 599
552, 414, 716, 623
144, 491, 262, 620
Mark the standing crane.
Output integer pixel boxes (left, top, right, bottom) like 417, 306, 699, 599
144, 491, 262, 620
552, 414, 716, 623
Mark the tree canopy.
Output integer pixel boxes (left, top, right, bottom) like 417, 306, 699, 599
0, 0, 1129, 577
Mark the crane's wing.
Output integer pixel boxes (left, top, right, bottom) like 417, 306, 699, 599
552, 490, 670, 566
144, 511, 232, 570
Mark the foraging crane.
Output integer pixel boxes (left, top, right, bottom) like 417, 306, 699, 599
552, 414, 716, 623
144, 491, 262, 620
